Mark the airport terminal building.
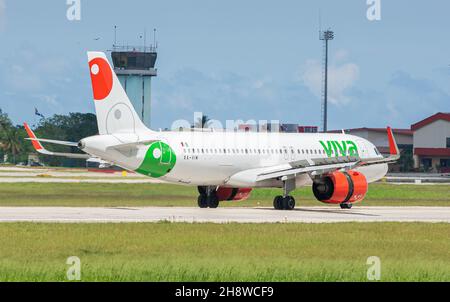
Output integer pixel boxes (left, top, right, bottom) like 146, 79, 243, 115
329, 128, 413, 156
328, 112, 450, 173
411, 112, 450, 173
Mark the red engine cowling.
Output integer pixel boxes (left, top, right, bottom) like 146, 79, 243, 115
312, 170, 368, 204
216, 187, 252, 201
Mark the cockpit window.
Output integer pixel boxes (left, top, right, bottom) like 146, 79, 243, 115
374, 148, 380, 155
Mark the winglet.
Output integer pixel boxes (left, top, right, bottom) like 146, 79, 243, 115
387, 126, 399, 156
23, 122, 44, 151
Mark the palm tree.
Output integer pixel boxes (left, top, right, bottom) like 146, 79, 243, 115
0, 109, 14, 162
1, 128, 21, 164
194, 115, 211, 129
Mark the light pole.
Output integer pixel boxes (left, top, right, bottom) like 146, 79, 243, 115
319, 29, 334, 132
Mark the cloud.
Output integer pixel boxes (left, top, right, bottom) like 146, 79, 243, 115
384, 71, 450, 125
334, 49, 349, 61
0, 46, 92, 124
34, 94, 59, 106
300, 59, 360, 105
151, 67, 319, 128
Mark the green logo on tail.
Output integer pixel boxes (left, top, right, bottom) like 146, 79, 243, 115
135, 141, 176, 178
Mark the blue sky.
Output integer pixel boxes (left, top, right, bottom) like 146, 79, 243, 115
0, 0, 448, 130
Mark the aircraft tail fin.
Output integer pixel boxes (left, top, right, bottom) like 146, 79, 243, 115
87, 51, 150, 135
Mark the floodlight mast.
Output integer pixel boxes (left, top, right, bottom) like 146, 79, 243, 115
319, 29, 334, 133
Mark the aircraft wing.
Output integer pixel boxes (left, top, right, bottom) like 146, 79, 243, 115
237, 127, 400, 183
255, 159, 360, 182
23, 122, 90, 159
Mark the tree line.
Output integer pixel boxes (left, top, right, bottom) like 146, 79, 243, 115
0, 109, 98, 167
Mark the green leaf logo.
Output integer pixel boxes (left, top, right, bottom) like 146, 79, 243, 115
135, 141, 176, 178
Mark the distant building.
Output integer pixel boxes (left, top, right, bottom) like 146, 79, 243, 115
280, 124, 299, 133
27, 153, 40, 166
238, 124, 258, 132
236, 123, 318, 133
411, 112, 450, 172
328, 127, 413, 172
328, 127, 413, 155
298, 126, 318, 133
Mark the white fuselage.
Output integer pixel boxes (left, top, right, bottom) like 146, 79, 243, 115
81, 130, 388, 189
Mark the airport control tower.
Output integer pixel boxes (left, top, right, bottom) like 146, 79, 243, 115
111, 43, 157, 128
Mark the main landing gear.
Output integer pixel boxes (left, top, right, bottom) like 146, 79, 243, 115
340, 202, 353, 209
273, 195, 295, 210
197, 186, 219, 208
273, 177, 296, 211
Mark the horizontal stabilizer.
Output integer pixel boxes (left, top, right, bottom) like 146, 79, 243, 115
23, 122, 89, 159
25, 137, 78, 147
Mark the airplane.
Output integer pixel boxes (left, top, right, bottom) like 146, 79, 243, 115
24, 51, 400, 210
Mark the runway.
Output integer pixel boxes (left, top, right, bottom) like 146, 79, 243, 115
0, 206, 449, 223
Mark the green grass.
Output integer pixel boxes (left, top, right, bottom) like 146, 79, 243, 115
0, 222, 448, 281
0, 182, 449, 207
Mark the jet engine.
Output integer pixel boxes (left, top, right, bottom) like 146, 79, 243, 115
312, 170, 368, 204
215, 187, 252, 201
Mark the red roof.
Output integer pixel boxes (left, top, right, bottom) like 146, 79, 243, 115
328, 128, 413, 135
414, 148, 450, 157
411, 112, 450, 131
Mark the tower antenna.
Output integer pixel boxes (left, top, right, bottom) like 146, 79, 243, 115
144, 28, 147, 49
114, 25, 117, 48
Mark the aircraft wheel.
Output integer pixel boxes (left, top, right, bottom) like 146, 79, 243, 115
197, 195, 208, 208
340, 202, 353, 209
284, 196, 295, 210
273, 195, 283, 210
207, 195, 219, 208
